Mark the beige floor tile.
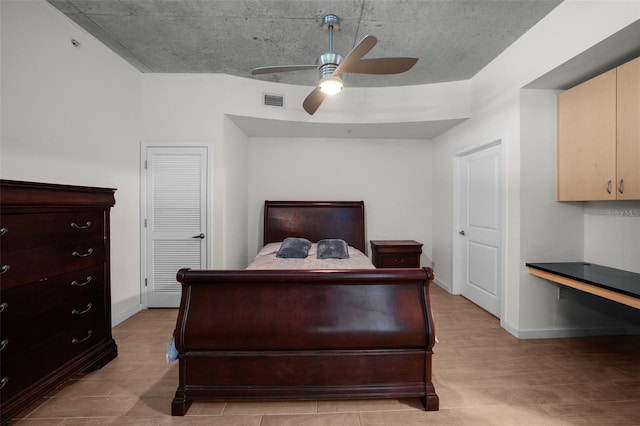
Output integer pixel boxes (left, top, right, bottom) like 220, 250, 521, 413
261, 412, 360, 426
168, 414, 263, 425
317, 397, 422, 413
452, 404, 565, 426
359, 408, 461, 426
180, 400, 226, 415
23, 396, 139, 419
222, 400, 317, 415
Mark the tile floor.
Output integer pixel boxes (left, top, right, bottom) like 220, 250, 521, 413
9, 285, 640, 425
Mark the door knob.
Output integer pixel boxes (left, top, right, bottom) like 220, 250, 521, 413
192, 233, 205, 239
459, 230, 465, 236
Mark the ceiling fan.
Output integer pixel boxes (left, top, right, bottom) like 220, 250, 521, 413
251, 14, 418, 115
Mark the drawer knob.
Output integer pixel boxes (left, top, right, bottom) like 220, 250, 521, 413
0, 227, 7, 236
0, 339, 8, 351
0, 265, 9, 275
71, 276, 93, 287
72, 303, 93, 316
393, 258, 405, 264
0, 377, 8, 390
72, 248, 94, 258
71, 221, 92, 229
72, 329, 93, 344
0, 302, 7, 313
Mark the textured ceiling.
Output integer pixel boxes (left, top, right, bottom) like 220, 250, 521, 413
47, 0, 563, 88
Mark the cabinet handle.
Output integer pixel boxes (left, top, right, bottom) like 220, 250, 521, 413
71, 276, 93, 287
618, 179, 624, 194
0, 339, 9, 351
0, 377, 8, 390
0, 302, 7, 313
71, 221, 92, 229
72, 329, 93, 344
393, 258, 405, 264
606, 180, 612, 194
72, 248, 93, 258
72, 303, 93, 316
0, 227, 7, 236
0, 265, 9, 275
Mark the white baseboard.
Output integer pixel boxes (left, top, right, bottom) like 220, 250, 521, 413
111, 303, 143, 327
433, 277, 452, 294
507, 324, 640, 339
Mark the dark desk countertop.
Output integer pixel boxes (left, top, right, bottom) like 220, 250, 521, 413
526, 262, 640, 299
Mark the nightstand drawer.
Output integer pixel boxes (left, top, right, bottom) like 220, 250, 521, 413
370, 240, 423, 269
376, 254, 420, 268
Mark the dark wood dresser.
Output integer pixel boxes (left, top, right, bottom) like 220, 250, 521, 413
370, 240, 423, 268
0, 180, 118, 423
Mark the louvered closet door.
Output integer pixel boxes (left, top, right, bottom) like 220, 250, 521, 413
145, 146, 208, 307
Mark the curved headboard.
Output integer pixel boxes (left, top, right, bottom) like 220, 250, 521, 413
263, 201, 366, 253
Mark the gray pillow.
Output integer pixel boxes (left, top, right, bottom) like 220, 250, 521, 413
276, 237, 312, 258
317, 239, 350, 259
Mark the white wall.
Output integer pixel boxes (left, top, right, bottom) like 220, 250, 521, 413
584, 201, 640, 273
432, 0, 640, 337
222, 116, 249, 268
0, 1, 142, 324
246, 137, 433, 264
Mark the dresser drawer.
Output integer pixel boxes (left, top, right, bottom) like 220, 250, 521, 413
0, 211, 104, 252
0, 240, 105, 290
0, 265, 104, 323
1, 287, 105, 364
0, 341, 68, 402
0, 317, 106, 403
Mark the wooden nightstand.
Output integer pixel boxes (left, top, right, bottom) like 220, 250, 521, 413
370, 240, 423, 268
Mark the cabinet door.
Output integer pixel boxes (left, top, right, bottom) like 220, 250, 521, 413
557, 69, 617, 201
616, 57, 640, 200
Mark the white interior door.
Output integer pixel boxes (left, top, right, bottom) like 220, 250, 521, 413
456, 142, 502, 317
143, 146, 208, 307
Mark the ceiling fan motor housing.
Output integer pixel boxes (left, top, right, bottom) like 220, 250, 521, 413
317, 52, 343, 78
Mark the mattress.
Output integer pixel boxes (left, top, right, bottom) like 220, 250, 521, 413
246, 241, 375, 269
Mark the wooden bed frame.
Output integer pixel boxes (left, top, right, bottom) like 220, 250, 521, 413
171, 201, 439, 415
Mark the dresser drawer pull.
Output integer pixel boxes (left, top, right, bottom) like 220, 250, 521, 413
0, 265, 9, 275
0, 227, 7, 236
0, 377, 8, 390
0, 339, 8, 351
72, 329, 93, 344
71, 276, 93, 287
72, 248, 94, 258
71, 221, 92, 229
0, 302, 7, 313
393, 258, 406, 264
72, 303, 93, 316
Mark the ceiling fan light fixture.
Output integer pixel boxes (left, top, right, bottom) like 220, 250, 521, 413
319, 75, 343, 95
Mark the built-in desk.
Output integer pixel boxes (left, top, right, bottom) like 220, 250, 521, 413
526, 262, 640, 309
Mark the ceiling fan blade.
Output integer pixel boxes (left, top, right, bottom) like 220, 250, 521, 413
252, 65, 317, 75
340, 57, 418, 75
333, 35, 377, 76
302, 86, 327, 115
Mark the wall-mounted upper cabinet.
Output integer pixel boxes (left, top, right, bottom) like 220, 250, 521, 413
557, 57, 639, 201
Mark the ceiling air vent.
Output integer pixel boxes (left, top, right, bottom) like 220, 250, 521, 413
263, 93, 284, 108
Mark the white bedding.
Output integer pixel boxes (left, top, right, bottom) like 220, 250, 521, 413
247, 242, 375, 270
